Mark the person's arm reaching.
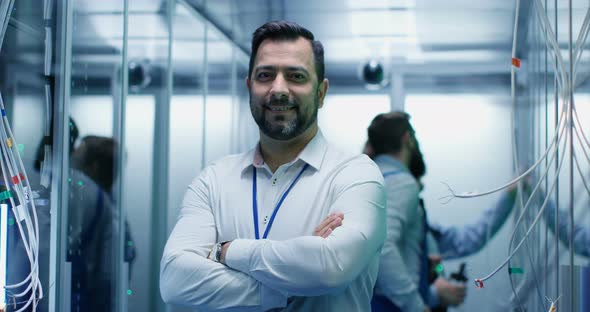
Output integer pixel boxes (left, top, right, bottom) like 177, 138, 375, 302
160, 167, 287, 311
432, 191, 516, 259
376, 174, 428, 311
223, 159, 387, 296
542, 194, 590, 257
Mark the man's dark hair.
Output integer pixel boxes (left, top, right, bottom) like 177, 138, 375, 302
72, 136, 117, 192
367, 111, 414, 156
409, 145, 426, 179
248, 20, 325, 83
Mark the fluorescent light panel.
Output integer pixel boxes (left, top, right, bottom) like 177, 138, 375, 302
348, 0, 416, 9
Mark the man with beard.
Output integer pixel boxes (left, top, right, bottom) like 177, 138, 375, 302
365, 112, 517, 312
363, 112, 436, 312
160, 20, 386, 311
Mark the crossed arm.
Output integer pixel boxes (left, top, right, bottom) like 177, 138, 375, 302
160, 164, 385, 311
219, 212, 344, 262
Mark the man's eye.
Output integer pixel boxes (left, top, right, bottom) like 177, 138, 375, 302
290, 73, 306, 81
256, 72, 272, 80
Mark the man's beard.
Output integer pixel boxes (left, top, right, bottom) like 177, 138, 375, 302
251, 97, 319, 141
409, 146, 426, 180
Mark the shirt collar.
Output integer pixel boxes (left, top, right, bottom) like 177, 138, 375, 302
297, 130, 327, 171
240, 130, 328, 174
373, 154, 409, 173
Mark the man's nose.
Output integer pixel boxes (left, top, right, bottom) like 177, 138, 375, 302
270, 74, 288, 101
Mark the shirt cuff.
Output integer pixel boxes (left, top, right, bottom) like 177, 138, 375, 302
224, 238, 260, 274
428, 283, 440, 307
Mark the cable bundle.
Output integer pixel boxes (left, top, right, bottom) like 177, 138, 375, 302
440, 0, 590, 310
0, 93, 43, 311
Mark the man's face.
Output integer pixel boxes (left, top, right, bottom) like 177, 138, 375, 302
247, 37, 327, 141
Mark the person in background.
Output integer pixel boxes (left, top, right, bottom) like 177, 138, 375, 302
365, 112, 517, 312
160, 20, 386, 311
69, 135, 136, 312
518, 180, 590, 258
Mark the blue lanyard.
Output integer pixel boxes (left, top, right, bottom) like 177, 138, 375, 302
252, 163, 309, 239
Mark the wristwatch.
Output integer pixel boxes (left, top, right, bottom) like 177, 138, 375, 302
208, 241, 227, 263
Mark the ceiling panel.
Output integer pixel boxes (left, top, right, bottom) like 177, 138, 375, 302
63, 0, 590, 85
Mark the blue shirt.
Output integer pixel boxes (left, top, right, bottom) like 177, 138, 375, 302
430, 191, 516, 260
372, 154, 427, 311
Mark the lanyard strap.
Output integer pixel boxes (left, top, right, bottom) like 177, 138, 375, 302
252, 163, 309, 239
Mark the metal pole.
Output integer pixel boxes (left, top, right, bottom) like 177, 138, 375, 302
543, 0, 549, 298
114, 0, 129, 310
567, 0, 574, 309
0, 0, 15, 52
200, 0, 209, 169
553, 0, 560, 303
148, 1, 174, 311
49, 0, 73, 311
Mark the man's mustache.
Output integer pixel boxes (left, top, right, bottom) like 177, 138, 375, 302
267, 98, 297, 107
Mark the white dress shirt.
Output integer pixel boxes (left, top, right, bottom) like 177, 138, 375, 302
160, 131, 386, 311
372, 155, 427, 312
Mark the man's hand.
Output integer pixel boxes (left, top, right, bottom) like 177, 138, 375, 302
220, 241, 231, 264
428, 254, 443, 281
313, 212, 344, 238
434, 277, 466, 307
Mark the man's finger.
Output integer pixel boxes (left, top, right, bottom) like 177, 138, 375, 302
326, 216, 343, 230
314, 213, 336, 233
320, 228, 333, 238
314, 214, 344, 237
314, 213, 344, 233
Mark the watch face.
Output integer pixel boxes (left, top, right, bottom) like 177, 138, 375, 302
216, 243, 223, 262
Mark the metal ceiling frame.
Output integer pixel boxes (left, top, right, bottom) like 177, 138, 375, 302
178, 0, 249, 57
0, 0, 15, 52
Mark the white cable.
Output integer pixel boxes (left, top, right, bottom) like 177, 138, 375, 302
475, 125, 568, 284
0, 93, 41, 308
0, 117, 38, 261
532, 0, 569, 94
507, 1, 546, 308
2, 98, 43, 264
507, 103, 568, 263
439, 106, 568, 201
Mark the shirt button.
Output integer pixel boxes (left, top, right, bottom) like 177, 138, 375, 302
272, 178, 277, 185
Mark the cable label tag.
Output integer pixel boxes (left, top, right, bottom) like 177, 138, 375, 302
15, 205, 26, 222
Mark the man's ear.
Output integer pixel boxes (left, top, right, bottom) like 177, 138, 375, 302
246, 76, 251, 90
317, 78, 329, 108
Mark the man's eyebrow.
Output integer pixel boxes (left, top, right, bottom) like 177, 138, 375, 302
254, 66, 310, 75
286, 66, 310, 74
254, 65, 277, 72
